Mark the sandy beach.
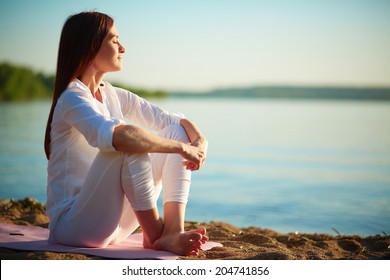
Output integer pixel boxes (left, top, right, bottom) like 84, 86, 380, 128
0, 198, 389, 260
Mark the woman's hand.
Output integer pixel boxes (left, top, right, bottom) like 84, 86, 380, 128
179, 118, 208, 171
180, 138, 208, 171
192, 138, 208, 157
180, 142, 206, 171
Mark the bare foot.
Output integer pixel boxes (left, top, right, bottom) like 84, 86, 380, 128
153, 231, 203, 256
143, 234, 154, 249
188, 228, 208, 244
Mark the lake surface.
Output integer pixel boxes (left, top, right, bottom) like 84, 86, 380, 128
1, 98, 389, 236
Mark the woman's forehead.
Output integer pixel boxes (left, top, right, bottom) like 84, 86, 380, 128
108, 25, 118, 36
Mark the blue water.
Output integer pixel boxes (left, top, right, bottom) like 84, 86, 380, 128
1, 98, 389, 236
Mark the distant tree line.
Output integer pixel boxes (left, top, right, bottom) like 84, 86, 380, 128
0, 62, 54, 101
3, 62, 389, 102
172, 86, 390, 100
0, 62, 167, 102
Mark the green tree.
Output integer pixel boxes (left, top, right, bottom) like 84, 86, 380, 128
0, 62, 53, 101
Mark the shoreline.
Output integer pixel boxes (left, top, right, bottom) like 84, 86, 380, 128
1, 198, 389, 260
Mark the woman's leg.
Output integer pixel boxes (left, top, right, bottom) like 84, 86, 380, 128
121, 153, 163, 248
52, 125, 205, 254
151, 125, 206, 255
52, 150, 163, 248
51, 152, 140, 247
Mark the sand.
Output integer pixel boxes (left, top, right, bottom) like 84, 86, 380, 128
0, 198, 389, 260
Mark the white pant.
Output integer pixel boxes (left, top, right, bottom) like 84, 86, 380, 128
50, 125, 191, 247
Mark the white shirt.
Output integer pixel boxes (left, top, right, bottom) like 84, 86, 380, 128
46, 79, 183, 230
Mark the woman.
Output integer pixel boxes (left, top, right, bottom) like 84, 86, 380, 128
44, 11, 208, 256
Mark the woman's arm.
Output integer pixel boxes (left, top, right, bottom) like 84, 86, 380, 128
112, 124, 205, 169
180, 118, 208, 170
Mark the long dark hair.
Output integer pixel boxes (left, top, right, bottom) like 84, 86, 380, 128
44, 11, 114, 160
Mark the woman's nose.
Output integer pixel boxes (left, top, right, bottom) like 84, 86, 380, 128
119, 42, 125, 53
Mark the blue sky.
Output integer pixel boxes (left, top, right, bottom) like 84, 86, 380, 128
1, 0, 389, 91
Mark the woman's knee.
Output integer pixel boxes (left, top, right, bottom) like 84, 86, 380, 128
159, 124, 189, 143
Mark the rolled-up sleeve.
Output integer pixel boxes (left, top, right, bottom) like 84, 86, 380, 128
97, 118, 123, 151
60, 92, 125, 152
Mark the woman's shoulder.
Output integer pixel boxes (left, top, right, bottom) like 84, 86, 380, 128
57, 80, 93, 109
104, 81, 131, 95
66, 79, 91, 93
104, 81, 142, 103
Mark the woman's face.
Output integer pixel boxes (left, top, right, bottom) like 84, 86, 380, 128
93, 24, 125, 73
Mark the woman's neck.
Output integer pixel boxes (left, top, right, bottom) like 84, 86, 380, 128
79, 64, 105, 98
80, 75, 103, 95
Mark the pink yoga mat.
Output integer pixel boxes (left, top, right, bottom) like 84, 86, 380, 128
0, 223, 222, 260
